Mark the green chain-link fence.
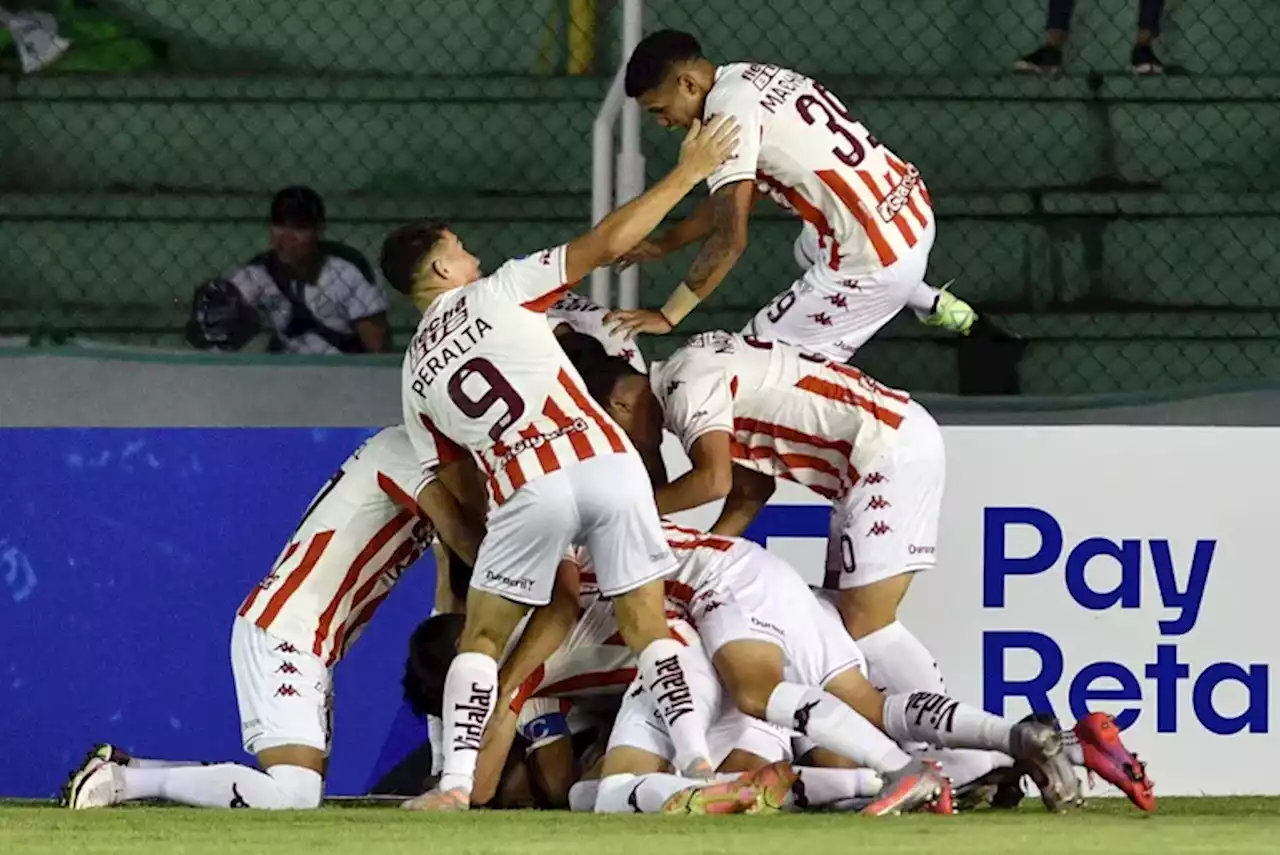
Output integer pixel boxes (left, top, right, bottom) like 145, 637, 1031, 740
2, 0, 1278, 395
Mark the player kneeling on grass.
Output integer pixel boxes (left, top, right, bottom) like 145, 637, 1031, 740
62, 426, 485, 810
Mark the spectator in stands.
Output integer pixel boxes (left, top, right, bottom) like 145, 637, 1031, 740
186, 186, 392, 354
1015, 0, 1165, 75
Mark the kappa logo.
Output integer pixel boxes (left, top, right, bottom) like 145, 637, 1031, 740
275, 662, 300, 675
809, 312, 834, 327
867, 496, 890, 511
825, 294, 849, 309
867, 521, 893, 537
862, 472, 886, 485
274, 642, 299, 654
793, 699, 821, 736
274, 684, 300, 698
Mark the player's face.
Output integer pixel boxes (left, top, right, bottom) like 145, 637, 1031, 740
607, 375, 664, 451
434, 231, 483, 286
270, 224, 320, 267
638, 72, 705, 130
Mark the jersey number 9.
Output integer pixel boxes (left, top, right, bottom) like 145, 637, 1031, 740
448, 357, 527, 442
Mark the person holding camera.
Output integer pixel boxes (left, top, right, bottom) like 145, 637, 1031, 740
187, 186, 392, 354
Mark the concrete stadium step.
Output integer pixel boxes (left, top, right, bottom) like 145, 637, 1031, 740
108, 0, 1280, 77
5, 76, 1279, 196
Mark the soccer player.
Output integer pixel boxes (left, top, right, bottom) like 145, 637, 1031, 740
62, 426, 485, 810
380, 116, 741, 810
605, 30, 977, 362
564, 329, 948, 694
581, 521, 1082, 814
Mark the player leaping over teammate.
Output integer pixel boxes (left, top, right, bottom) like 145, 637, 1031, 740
379, 116, 740, 811
605, 30, 977, 361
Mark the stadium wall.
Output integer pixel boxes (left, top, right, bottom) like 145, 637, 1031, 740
1, 350, 1276, 798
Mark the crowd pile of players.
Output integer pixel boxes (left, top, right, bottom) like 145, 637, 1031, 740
61, 30, 1154, 817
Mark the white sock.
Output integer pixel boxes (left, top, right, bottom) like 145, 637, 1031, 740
1061, 730, 1085, 766
568, 779, 600, 812
636, 639, 710, 774
437, 651, 498, 795
882, 692, 1014, 753
764, 682, 911, 774
594, 772, 697, 814
791, 766, 883, 808
127, 757, 209, 770
857, 621, 946, 695
918, 748, 1013, 789
119, 763, 322, 809
427, 714, 445, 777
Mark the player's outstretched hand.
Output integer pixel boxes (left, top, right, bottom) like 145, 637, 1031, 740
676, 115, 740, 182
605, 307, 673, 338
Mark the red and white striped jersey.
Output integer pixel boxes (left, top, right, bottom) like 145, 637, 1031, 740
650, 332, 912, 500
510, 557, 692, 710
547, 292, 647, 372
574, 522, 754, 615
237, 426, 436, 667
402, 246, 633, 509
705, 63, 933, 275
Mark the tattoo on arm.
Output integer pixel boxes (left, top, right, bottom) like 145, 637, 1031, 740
685, 192, 742, 294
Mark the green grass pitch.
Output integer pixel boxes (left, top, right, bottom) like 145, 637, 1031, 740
3, 798, 1279, 855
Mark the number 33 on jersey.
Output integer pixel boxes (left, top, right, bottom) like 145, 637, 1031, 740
401, 244, 630, 508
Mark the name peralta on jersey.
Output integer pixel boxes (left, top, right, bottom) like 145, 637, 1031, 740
650, 332, 912, 500
705, 62, 934, 274
401, 247, 632, 508
546, 292, 647, 373
237, 426, 437, 666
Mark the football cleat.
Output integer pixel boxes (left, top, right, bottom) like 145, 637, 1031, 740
1074, 712, 1155, 812
861, 759, 949, 817
64, 759, 122, 810
738, 761, 800, 813
1010, 720, 1084, 813
84, 743, 133, 767
661, 779, 764, 815
916, 281, 977, 335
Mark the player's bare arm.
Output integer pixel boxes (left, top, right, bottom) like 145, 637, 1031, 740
654, 429, 734, 516
415, 478, 484, 568
562, 116, 740, 286
709, 464, 776, 538
607, 180, 753, 337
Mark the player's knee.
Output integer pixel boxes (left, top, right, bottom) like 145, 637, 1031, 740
730, 682, 776, 721
265, 764, 323, 809
838, 581, 909, 639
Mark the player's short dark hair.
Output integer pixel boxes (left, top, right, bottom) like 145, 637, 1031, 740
625, 29, 704, 98
558, 331, 640, 406
402, 613, 465, 719
380, 219, 450, 295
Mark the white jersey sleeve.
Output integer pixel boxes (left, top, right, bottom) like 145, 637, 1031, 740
651, 357, 735, 453
704, 70, 765, 194
487, 244, 572, 312
371, 424, 440, 504
547, 292, 647, 372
